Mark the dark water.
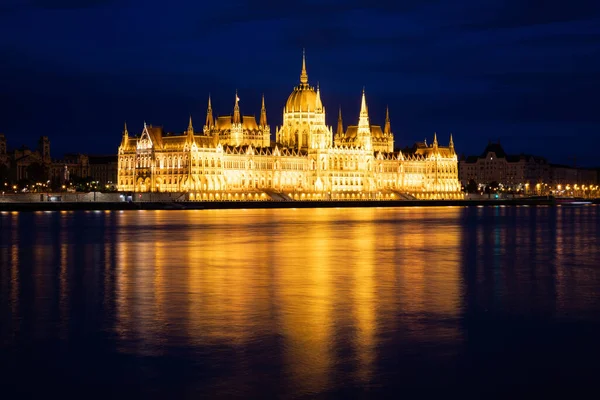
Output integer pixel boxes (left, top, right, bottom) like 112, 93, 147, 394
1, 206, 599, 398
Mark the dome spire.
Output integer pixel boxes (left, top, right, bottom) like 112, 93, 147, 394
300, 48, 308, 85
233, 90, 241, 124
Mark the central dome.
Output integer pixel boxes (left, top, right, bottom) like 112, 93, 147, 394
286, 85, 317, 112
285, 50, 318, 113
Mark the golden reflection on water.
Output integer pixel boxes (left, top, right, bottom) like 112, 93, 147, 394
106, 208, 467, 393
3, 206, 600, 394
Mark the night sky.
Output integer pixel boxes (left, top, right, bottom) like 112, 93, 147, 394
1, 0, 599, 166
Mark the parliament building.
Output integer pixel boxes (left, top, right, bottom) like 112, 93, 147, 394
117, 53, 461, 200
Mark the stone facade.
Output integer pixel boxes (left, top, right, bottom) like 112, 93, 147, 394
89, 155, 118, 189
459, 142, 550, 189
0, 135, 52, 183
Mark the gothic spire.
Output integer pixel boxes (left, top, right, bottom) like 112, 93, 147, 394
121, 121, 129, 146
300, 48, 308, 85
260, 94, 268, 127
337, 106, 344, 136
187, 115, 193, 134
315, 82, 323, 111
449, 133, 454, 149
433, 132, 438, 147
358, 87, 370, 128
384, 106, 391, 135
233, 90, 241, 124
205, 94, 214, 128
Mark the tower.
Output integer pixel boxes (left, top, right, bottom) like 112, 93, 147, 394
383, 106, 394, 152
231, 91, 243, 146
277, 49, 331, 150
260, 94, 271, 147
204, 95, 214, 134
336, 107, 344, 137
38, 136, 51, 163
186, 115, 194, 144
0, 133, 6, 157
357, 88, 372, 151
260, 94, 268, 127
120, 122, 129, 148
384, 106, 391, 136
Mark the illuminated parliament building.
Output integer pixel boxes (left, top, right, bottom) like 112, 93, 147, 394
117, 53, 461, 200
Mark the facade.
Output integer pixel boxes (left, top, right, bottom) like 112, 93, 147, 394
89, 155, 118, 189
50, 153, 90, 185
550, 164, 598, 186
460, 142, 599, 194
0, 135, 100, 189
117, 53, 462, 200
459, 142, 550, 189
0, 135, 52, 183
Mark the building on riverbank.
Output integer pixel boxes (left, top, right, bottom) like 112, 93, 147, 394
117, 52, 462, 200
459, 142, 599, 193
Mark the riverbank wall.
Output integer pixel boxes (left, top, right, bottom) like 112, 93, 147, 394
0, 198, 571, 212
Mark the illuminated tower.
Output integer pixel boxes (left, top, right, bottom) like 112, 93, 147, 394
203, 95, 214, 134
231, 91, 243, 146
276, 50, 332, 150
356, 89, 372, 151
260, 94, 271, 147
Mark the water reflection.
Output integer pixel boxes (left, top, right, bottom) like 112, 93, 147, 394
1, 206, 599, 396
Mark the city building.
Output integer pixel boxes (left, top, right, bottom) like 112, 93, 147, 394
0, 135, 101, 189
50, 153, 90, 185
116, 52, 462, 200
460, 142, 599, 195
550, 164, 598, 187
0, 135, 51, 183
89, 155, 118, 189
459, 142, 550, 190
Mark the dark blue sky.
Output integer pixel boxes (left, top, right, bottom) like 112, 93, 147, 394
1, 0, 599, 165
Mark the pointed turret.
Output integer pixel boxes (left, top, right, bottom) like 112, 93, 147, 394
233, 90, 241, 124
337, 106, 344, 136
188, 115, 193, 132
205, 95, 214, 129
120, 121, 129, 146
449, 133, 454, 151
384, 106, 391, 135
315, 82, 323, 111
260, 94, 268, 127
300, 48, 308, 85
357, 88, 372, 151
433, 132, 438, 148
358, 87, 370, 128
